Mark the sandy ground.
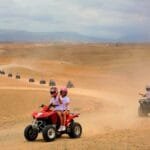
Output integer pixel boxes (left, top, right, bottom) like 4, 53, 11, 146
0, 43, 150, 150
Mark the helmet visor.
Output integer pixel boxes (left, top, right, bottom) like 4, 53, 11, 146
50, 91, 56, 95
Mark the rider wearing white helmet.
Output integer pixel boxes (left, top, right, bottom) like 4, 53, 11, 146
139, 85, 150, 99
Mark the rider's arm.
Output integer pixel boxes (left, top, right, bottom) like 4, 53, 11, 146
64, 97, 70, 110
65, 102, 69, 110
49, 98, 55, 108
49, 103, 58, 108
139, 93, 146, 97
48, 103, 53, 108
58, 95, 63, 105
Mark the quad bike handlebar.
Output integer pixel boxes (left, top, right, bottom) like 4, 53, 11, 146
49, 103, 59, 108
139, 93, 145, 97
40, 104, 59, 109
40, 104, 45, 108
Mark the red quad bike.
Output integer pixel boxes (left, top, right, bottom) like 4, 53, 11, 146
24, 104, 82, 142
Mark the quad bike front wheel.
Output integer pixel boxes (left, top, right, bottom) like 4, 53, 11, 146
68, 122, 82, 138
42, 125, 56, 142
24, 125, 38, 141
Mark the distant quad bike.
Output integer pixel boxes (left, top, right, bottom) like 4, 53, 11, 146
8, 73, 13, 77
67, 81, 74, 88
40, 80, 46, 84
24, 105, 82, 142
29, 78, 35, 83
16, 74, 20, 79
49, 80, 56, 86
138, 99, 150, 117
0, 70, 5, 75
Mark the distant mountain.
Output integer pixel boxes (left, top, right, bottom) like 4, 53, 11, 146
120, 33, 150, 43
0, 29, 149, 43
0, 30, 103, 43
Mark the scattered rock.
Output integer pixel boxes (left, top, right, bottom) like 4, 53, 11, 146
66, 81, 74, 88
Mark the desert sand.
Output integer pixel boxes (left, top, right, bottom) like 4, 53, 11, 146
0, 43, 150, 150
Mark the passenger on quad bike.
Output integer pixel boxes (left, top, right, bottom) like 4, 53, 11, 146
49, 87, 64, 131
139, 85, 150, 100
60, 87, 70, 131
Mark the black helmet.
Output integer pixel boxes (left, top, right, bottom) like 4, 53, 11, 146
50, 87, 58, 95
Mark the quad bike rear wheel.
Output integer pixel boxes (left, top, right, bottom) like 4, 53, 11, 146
138, 106, 148, 117
68, 122, 82, 138
24, 125, 38, 141
42, 125, 56, 142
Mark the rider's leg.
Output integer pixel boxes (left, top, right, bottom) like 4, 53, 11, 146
51, 112, 57, 128
63, 111, 67, 126
56, 111, 63, 131
61, 110, 69, 131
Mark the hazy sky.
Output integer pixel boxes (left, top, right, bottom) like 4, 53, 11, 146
0, 0, 149, 40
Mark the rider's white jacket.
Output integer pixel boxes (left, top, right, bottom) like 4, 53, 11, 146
50, 96, 63, 111
50, 96, 70, 111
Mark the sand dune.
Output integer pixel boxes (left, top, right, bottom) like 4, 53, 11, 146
0, 43, 150, 149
